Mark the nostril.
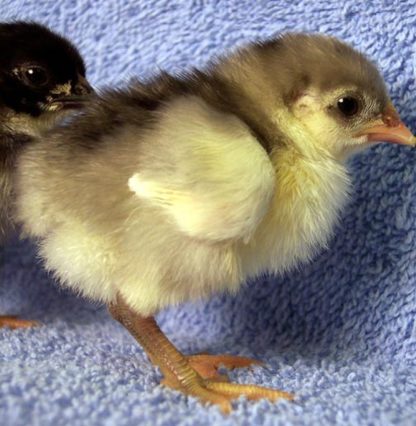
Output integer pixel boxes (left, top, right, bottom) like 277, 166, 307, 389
382, 114, 400, 127
383, 114, 394, 126
73, 83, 93, 95
73, 85, 85, 95
382, 103, 401, 127
73, 74, 94, 95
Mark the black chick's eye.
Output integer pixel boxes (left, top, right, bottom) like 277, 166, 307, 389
21, 65, 49, 87
337, 96, 360, 117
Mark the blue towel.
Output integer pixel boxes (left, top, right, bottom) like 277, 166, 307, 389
1, 1, 416, 425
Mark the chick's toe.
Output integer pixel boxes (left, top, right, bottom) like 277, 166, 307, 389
0, 315, 39, 329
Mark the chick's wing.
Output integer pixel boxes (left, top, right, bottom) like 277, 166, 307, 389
128, 96, 275, 242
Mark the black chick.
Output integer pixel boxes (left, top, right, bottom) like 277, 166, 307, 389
0, 21, 92, 329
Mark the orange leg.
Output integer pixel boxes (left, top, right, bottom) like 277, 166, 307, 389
109, 295, 293, 414
0, 315, 39, 329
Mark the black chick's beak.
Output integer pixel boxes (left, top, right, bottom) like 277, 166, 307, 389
73, 74, 94, 96
357, 102, 416, 147
51, 94, 90, 110
47, 74, 94, 111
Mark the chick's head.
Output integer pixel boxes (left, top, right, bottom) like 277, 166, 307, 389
222, 34, 415, 160
270, 34, 415, 158
0, 22, 93, 119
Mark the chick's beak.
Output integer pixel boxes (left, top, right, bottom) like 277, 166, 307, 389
73, 74, 94, 96
357, 102, 416, 147
47, 74, 94, 111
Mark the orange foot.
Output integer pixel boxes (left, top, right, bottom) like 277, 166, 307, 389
0, 315, 39, 329
187, 353, 263, 381
162, 368, 293, 414
162, 353, 293, 413
109, 296, 294, 414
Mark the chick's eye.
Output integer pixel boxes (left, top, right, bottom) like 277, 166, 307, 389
337, 96, 360, 117
22, 66, 49, 87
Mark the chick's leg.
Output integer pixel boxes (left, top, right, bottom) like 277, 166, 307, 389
0, 315, 39, 329
109, 295, 293, 413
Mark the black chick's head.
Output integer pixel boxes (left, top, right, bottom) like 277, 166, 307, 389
0, 21, 93, 118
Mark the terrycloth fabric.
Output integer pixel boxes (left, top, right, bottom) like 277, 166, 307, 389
1, 1, 416, 425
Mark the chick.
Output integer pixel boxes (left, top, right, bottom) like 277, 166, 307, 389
0, 21, 92, 329
14, 34, 415, 412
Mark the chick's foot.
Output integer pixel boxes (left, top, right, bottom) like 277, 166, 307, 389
162, 373, 293, 414
0, 315, 39, 329
109, 295, 293, 414
186, 353, 262, 381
